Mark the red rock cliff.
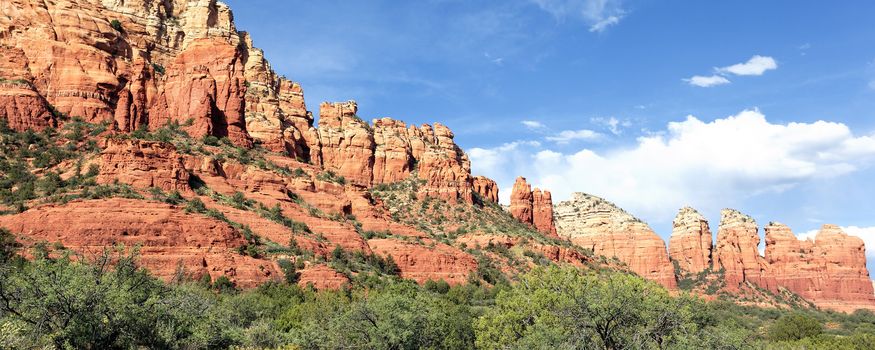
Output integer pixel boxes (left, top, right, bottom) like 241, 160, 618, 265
713, 209, 776, 292
472, 176, 499, 204
765, 223, 875, 312
669, 207, 713, 274
554, 193, 677, 289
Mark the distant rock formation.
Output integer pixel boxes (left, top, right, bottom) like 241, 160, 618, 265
554, 193, 677, 289
713, 209, 776, 292
669, 207, 712, 274
509, 177, 557, 236
765, 223, 875, 312
472, 176, 499, 203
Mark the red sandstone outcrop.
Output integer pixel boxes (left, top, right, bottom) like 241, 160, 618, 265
713, 209, 776, 292
472, 176, 499, 203
669, 207, 713, 274
510, 177, 533, 224
368, 238, 477, 285
509, 177, 557, 236
532, 189, 557, 237
765, 223, 875, 312
98, 139, 191, 192
317, 101, 375, 186
298, 264, 350, 290
0, 0, 251, 138
413, 123, 473, 203
0, 46, 54, 131
0, 198, 281, 287
554, 193, 677, 288
240, 32, 317, 160
372, 118, 415, 184
149, 37, 252, 147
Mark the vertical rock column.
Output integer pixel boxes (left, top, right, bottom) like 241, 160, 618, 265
713, 209, 776, 292
669, 207, 713, 274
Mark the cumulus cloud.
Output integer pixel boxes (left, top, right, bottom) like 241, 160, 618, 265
718, 55, 778, 76
468, 109, 875, 222
685, 75, 731, 87
799, 226, 875, 258
531, 0, 626, 32
546, 129, 603, 143
521, 120, 546, 130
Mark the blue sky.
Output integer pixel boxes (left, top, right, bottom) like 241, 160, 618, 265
224, 0, 875, 275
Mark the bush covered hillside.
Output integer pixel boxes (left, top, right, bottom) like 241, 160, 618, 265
1, 238, 874, 349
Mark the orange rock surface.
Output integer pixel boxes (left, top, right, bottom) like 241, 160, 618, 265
98, 139, 191, 192
317, 101, 375, 186
713, 209, 776, 292
532, 189, 558, 237
368, 238, 477, 285
554, 193, 677, 289
472, 176, 499, 203
669, 207, 713, 274
509, 177, 534, 224
0, 198, 281, 288
765, 223, 875, 312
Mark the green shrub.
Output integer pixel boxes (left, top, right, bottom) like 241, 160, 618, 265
110, 19, 123, 32
768, 313, 823, 341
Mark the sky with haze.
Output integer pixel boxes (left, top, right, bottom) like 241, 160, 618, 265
223, 0, 875, 276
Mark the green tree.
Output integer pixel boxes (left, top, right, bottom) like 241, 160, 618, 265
475, 266, 708, 350
768, 313, 823, 342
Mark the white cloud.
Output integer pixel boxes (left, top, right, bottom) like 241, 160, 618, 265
589, 15, 621, 32
521, 120, 546, 130
718, 55, 778, 76
468, 109, 875, 221
685, 75, 731, 87
592, 117, 631, 135
546, 129, 603, 143
869, 80, 875, 90
799, 226, 875, 258
531, 0, 626, 32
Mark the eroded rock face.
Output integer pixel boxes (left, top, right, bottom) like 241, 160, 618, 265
765, 223, 875, 312
0, 198, 281, 288
149, 37, 252, 147
413, 123, 473, 204
317, 101, 375, 186
669, 207, 713, 274
472, 176, 499, 204
554, 193, 677, 288
240, 32, 314, 157
368, 238, 478, 285
372, 118, 415, 184
0, 46, 54, 131
532, 189, 557, 237
713, 209, 775, 292
0, 0, 256, 144
98, 139, 191, 192
510, 177, 533, 224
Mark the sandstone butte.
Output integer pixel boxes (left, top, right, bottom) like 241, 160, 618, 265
553, 192, 678, 289
665, 207, 875, 312
509, 176, 558, 237
2, 0, 874, 312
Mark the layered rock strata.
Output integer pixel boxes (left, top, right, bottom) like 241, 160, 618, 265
765, 223, 875, 312
509, 177, 557, 236
669, 207, 713, 274
472, 176, 499, 204
554, 193, 677, 288
713, 209, 776, 292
